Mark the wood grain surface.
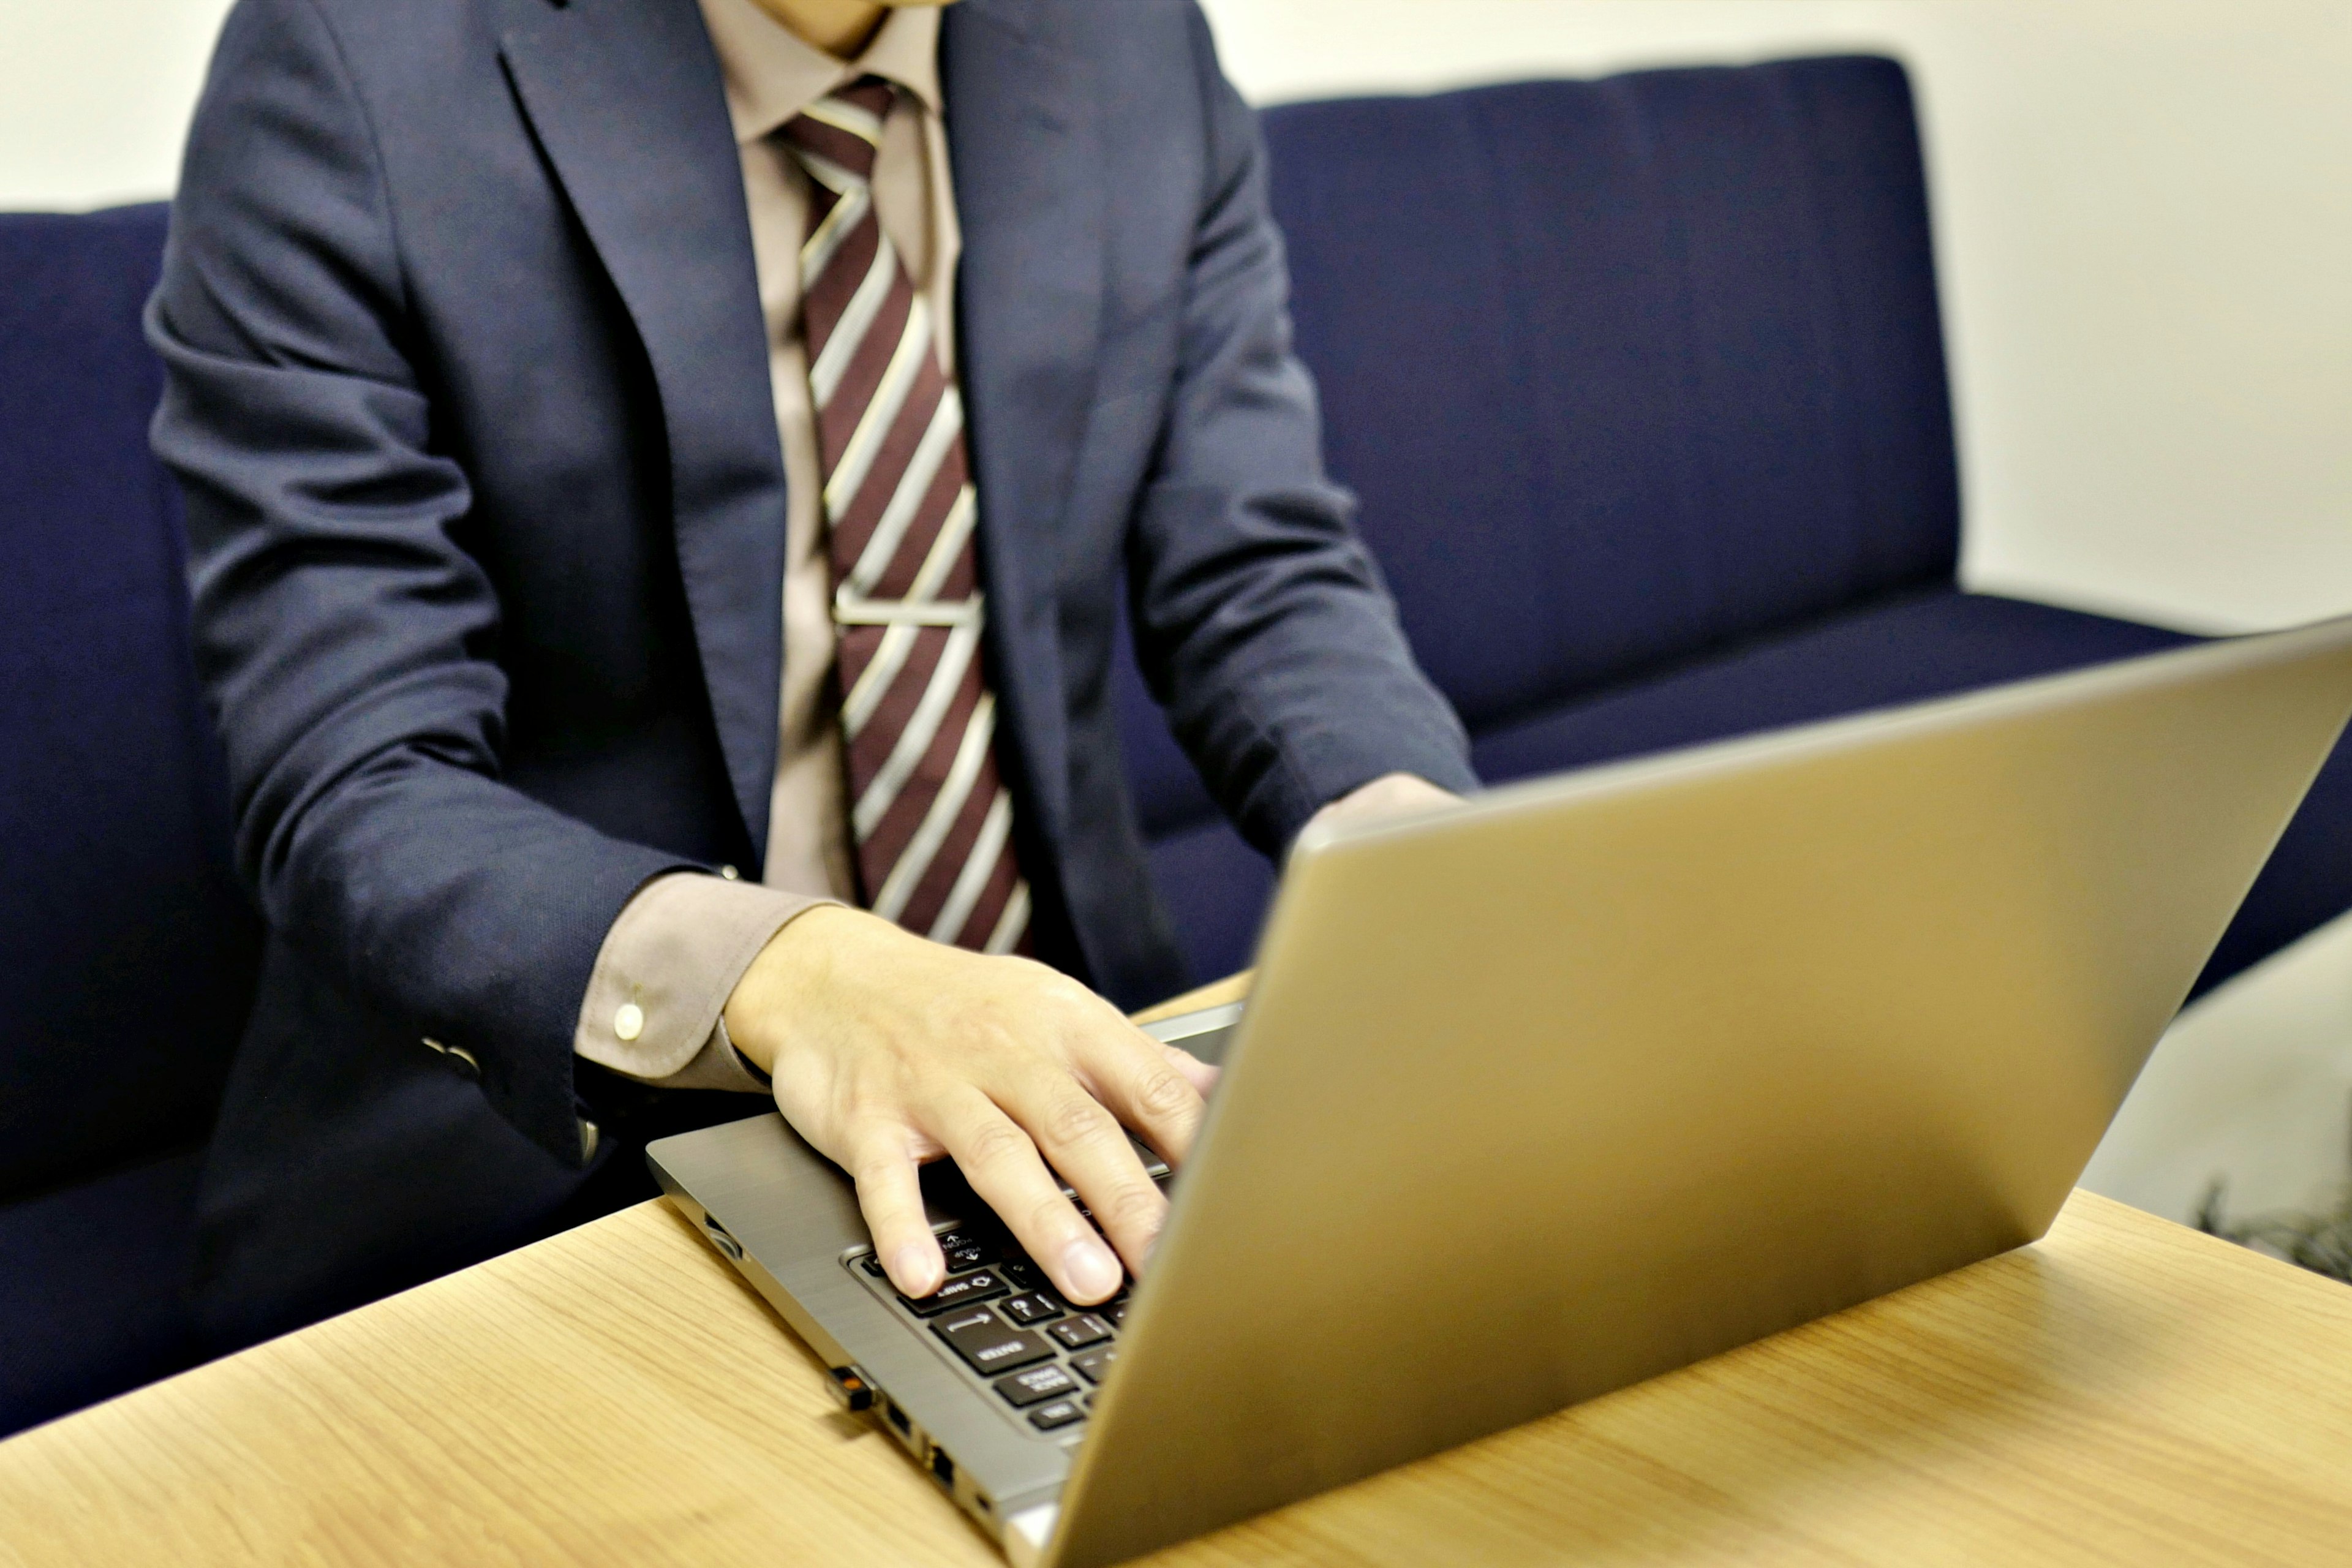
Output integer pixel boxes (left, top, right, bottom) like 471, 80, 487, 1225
4, 1010, 2350, 1565
1130, 971, 1253, 1026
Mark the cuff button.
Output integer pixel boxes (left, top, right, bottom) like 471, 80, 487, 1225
718, 864, 741, 881
614, 1002, 646, 1042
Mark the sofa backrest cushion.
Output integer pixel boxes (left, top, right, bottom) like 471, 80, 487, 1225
1274, 53, 1961, 732
1119, 55, 1960, 839
0, 204, 258, 1200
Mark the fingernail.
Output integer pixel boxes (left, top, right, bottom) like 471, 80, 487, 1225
892, 1242, 940, 1294
1063, 1237, 1121, 1301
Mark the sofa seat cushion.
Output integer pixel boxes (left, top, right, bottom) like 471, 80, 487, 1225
1148, 588, 2352, 993
1467, 584, 2352, 997
1481, 586, 2348, 997
0, 1150, 206, 1438
1466, 587, 2192, 782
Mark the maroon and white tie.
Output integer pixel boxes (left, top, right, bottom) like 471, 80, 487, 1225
780, 80, 1031, 955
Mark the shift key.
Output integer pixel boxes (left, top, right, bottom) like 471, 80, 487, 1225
933, 1309, 1054, 1376
899, 1268, 1006, 1318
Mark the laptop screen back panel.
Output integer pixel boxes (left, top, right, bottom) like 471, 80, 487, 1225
1046, 620, 2352, 1568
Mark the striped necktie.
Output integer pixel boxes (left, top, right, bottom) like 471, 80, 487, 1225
779, 80, 1031, 956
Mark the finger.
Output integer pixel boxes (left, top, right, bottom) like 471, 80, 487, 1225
926, 1085, 1126, 1305
1071, 1027, 1210, 1172
1161, 1043, 1221, 1098
997, 1065, 1171, 1279
843, 1125, 943, 1299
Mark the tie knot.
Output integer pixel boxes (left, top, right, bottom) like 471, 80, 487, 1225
779, 77, 894, 188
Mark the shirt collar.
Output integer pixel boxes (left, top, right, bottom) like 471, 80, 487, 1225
696, 0, 944, 147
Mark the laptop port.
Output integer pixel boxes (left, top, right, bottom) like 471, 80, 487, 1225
930, 1446, 955, 1488
701, 1213, 744, 1261
884, 1399, 912, 1438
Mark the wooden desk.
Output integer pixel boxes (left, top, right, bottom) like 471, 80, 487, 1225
4, 979, 2348, 1565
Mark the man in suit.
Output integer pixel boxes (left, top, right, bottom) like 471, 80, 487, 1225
150, 0, 1474, 1347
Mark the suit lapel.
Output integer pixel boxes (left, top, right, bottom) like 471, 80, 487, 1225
496, 0, 1106, 864
500, 0, 784, 856
942, 2, 1106, 842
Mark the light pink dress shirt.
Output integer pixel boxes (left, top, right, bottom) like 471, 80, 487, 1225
573, 1, 957, 1091
570, 3, 1442, 1095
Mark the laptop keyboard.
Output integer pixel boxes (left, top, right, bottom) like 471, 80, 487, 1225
851, 1222, 1134, 1436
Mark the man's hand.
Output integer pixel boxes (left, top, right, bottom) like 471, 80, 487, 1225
722, 907, 1218, 1305
1305, 772, 1462, 836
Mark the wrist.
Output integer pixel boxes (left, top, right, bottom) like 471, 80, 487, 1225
722, 903, 870, 1075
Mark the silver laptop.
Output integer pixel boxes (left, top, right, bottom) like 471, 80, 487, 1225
650, 616, 2352, 1568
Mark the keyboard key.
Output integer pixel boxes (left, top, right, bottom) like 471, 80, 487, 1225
858, 1253, 886, 1278
1069, 1347, 1117, 1384
933, 1310, 1053, 1376
1047, 1314, 1112, 1351
900, 1269, 1006, 1317
1104, 1301, 1128, 1329
1027, 1398, 1085, 1431
1000, 1292, 1064, 1326
936, 1231, 995, 1275
993, 1361, 1079, 1408
998, 1257, 1043, 1292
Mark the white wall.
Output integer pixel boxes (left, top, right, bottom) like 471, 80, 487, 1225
0, 0, 236, 211
2082, 913, 2352, 1225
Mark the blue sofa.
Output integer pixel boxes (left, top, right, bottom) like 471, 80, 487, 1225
2, 55, 2345, 1437
0, 205, 260, 1435
1120, 56, 2352, 987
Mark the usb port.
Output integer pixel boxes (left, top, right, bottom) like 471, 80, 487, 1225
930, 1446, 955, 1488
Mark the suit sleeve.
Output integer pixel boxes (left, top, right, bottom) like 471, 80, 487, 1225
148, 0, 689, 1166
1123, 8, 1479, 858
574, 872, 831, 1092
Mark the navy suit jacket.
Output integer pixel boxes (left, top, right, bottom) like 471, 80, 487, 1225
149, 0, 1474, 1346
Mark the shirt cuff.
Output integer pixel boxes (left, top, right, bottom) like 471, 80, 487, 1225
575, 872, 835, 1091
